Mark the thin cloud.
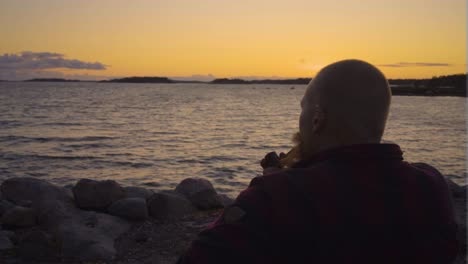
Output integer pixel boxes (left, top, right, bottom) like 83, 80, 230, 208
0, 51, 107, 70
378, 62, 452, 68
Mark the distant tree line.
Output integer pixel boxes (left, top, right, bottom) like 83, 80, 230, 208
388, 74, 467, 89
210, 78, 311, 85
101, 77, 173, 83
426, 74, 466, 90
25, 78, 80, 82
13, 74, 467, 97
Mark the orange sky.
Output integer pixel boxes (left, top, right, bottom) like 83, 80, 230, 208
0, 0, 466, 80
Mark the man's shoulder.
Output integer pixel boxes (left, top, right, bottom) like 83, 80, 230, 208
409, 162, 443, 176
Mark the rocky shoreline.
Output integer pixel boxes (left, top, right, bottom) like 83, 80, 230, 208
0, 177, 232, 263
0, 176, 465, 263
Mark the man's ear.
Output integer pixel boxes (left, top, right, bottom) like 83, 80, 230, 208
311, 106, 326, 134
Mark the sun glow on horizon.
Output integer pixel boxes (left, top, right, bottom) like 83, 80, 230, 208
0, 0, 465, 80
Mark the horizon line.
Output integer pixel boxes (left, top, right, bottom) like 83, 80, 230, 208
1, 73, 466, 83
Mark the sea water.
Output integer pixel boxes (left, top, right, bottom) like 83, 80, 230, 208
0, 82, 465, 197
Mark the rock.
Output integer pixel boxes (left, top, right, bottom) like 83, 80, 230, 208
147, 192, 195, 220
63, 187, 74, 201
1, 177, 70, 205
16, 200, 32, 208
219, 194, 235, 207
73, 179, 125, 210
124, 186, 154, 200
1, 206, 36, 227
63, 184, 74, 189
57, 210, 131, 261
134, 231, 149, 243
0, 177, 73, 227
175, 178, 223, 209
108, 198, 148, 221
32, 200, 131, 261
18, 230, 57, 261
1, 177, 131, 261
175, 178, 216, 197
35, 199, 72, 227
0, 199, 15, 217
446, 178, 466, 199
0, 232, 13, 250
0, 230, 15, 240
189, 190, 224, 210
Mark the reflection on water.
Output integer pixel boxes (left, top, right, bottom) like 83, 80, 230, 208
0, 82, 466, 197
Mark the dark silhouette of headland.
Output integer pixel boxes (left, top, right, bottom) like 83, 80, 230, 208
210, 78, 311, 85
389, 74, 466, 96
10, 74, 467, 97
101, 77, 174, 83
25, 78, 81, 82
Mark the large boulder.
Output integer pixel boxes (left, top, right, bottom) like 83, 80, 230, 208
175, 178, 215, 197
0, 199, 15, 217
35, 199, 74, 228
219, 194, 235, 207
108, 198, 148, 221
56, 210, 130, 261
0, 177, 72, 228
189, 190, 225, 210
175, 178, 223, 209
0, 231, 13, 250
72, 179, 125, 210
124, 186, 154, 200
0, 177, 70, 205
147, 192, 195, 220
18, 230, 57, 261
446, 178, 466, 199
1, 206, 36, 227
1, 177, 131, 261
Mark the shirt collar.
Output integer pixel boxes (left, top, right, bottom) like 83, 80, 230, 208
292, 143, 403, 168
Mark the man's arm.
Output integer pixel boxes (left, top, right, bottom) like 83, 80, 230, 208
411, 162, 461, 262
178, 186, 273, 264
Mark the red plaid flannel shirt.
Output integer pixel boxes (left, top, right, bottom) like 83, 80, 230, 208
179, 144, 459, 263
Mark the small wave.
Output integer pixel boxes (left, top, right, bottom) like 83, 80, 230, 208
40, 122, 84, 126
0, 135, 115, 143
0, 153, 100, 161
176, 155, 249, 165
92, 160, 153, 168
105, 153, 133, 157
0, 152, 154, 169
176, 158, 203, 164
221, 143, 247, 148
66, 143, 114, 149
151, 131, 179, 135
25, 172, 49, 177
142, 182, 162, 187
248, 145, 292, 150
0, 120, 22, 128
203, 155, 249, 162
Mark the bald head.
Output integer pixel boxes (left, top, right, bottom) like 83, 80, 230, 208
298, 59, 391, 157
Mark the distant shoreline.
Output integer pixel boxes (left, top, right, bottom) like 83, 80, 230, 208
2, 74, 466, 97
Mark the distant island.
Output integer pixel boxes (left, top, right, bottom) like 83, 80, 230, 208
389, 74, 466, 97
101, 77, 174, 83
210, 78, 311, 85
209, 74, 466, 97
10, 74, 467, 97
25, 78, 81, 82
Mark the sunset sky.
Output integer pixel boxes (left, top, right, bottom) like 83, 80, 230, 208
0, 0, 466, 80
